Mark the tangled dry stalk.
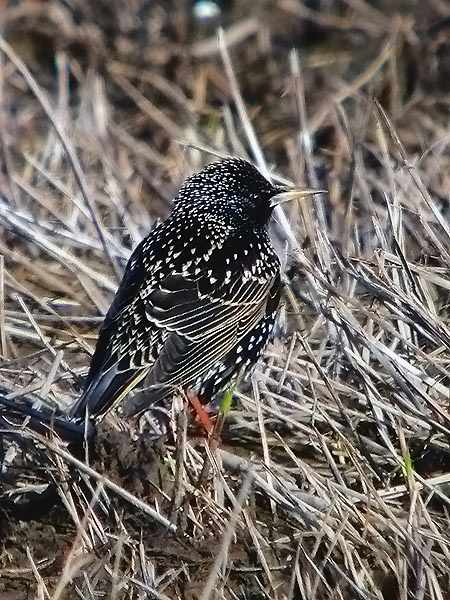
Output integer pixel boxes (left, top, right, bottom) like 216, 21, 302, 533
0, 1, 449, 599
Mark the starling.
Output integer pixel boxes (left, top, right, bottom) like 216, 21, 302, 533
69, 157, 310, 424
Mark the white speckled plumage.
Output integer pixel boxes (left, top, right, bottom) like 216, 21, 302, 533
71, 158, 282, 421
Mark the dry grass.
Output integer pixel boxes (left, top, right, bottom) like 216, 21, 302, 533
0, 1, 449, 598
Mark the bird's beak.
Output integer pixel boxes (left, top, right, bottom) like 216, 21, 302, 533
270, 188, 326, 208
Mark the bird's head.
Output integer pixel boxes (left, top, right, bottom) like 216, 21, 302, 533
174, 157, 323, 227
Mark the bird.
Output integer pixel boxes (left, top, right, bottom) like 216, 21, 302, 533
71, 158, 278, 422
69, 157, 314, 426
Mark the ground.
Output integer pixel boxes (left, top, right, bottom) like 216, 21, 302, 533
0, 1, 450, 598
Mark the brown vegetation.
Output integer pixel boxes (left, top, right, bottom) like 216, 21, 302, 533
0, 1, 449, 598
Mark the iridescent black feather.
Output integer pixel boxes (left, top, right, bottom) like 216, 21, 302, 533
71, 158, 282, 421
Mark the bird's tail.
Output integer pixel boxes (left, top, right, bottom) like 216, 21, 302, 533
0, 394, 90, 444
69, 365, 150, 421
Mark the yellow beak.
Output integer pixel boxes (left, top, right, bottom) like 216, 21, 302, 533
270, 188, 326, 208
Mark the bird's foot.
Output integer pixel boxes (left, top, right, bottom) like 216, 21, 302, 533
186, 390, 215, 437
186, 391, 225, 488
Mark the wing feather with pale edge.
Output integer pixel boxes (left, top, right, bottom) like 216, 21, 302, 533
127, 270, 278, 414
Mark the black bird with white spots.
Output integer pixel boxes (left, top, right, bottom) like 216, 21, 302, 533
71, 158, 283, 421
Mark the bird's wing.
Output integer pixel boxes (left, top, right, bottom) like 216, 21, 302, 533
127, 270, 280, 415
